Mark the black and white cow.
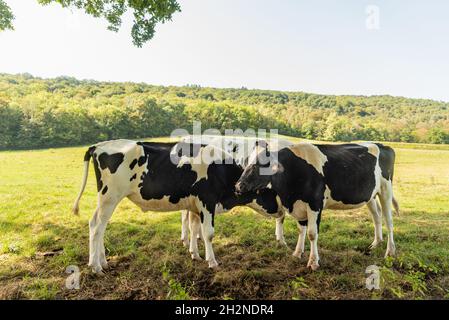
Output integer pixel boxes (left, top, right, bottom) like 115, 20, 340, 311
72, 139, 283, 273
236, 141, 399, 270
179, 135, 293, 252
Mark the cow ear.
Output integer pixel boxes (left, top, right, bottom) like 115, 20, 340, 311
271, 160, 284, 173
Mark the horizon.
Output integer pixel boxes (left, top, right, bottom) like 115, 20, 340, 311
3, 71, 448, 104
1, 1, 449, 102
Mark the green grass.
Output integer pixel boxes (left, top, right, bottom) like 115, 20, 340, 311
0, 137, 448, 299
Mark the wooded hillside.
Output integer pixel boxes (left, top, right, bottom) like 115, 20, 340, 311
1, 73, 448, 149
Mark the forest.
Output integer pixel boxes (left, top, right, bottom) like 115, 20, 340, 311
0, 73, 448, 149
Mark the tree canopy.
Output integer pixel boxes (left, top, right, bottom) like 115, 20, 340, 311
0, 0, 14, 31
1, 73, 448, 150
0, 0, 181, 46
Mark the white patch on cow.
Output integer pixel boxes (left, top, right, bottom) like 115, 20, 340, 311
358, 142, 380, 157
287, 143, 328, 175
370, 159, 382, 199
94, 139, 139, 156
288, 200, 309, 221
128, 194, 197, 213
177, 144, 232, 183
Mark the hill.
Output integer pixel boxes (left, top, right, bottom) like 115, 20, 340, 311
0, 73, 448, 149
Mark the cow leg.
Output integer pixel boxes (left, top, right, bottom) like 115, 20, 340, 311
306, 208, 320, 270
88, 199, 118, 274
197, 229, 203, 240
181, 210, 189, 247
293, 221, 307, 258
99, 229, 109, 270
200, 211, 218, 268
88, 208, 99, 267
188, 212, 202, 261
367, 199, 383, 249
379, 181, 396, 257
275, 214, 287, 246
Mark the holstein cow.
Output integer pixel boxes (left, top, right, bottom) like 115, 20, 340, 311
72, 139, 282, 273
236, 141, 399, 270
179, 135, 293, 250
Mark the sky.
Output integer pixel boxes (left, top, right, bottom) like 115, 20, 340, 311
1, 0, 449, 102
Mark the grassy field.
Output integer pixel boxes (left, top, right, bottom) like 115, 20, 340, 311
0, 137, 448, 300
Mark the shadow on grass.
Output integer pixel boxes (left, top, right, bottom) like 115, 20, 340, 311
1, 209, 448, 299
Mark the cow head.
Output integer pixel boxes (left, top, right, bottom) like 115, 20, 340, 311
235, 140, 284, 194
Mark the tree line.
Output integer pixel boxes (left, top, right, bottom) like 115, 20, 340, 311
0, 73, 448, 150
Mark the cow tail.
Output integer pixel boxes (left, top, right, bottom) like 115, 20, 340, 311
392, 195, 400, 216
72, 147, 94, 215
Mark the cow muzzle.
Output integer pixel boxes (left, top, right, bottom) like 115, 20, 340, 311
235, 182, 243, 195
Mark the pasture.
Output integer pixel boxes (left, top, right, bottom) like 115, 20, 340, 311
0, 137, 448, 299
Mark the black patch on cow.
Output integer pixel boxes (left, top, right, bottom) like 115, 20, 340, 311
129, 159, 138, 170
271, 148, 326, 213
138, 155, 147, 167
130, 174, 137, 182
316, 211, 322, 233
102, 185, 108, 195
376, 143, 395, 181
316, 144, 377, 204
98, 152, 124, 174
92, 154, 103, 192
137, 142, 199, 205
200, 212, 204, 223
255, 189, 279, 214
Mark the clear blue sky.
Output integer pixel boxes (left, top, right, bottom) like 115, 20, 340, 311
1, 0, 449, 101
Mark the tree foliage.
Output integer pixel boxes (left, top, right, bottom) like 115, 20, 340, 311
1, 0, 181, 46
0, 0, 14, 31
0, 73, 448, 150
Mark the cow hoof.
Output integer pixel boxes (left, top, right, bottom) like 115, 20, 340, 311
309, 263, 320, 271
91, 266, 105, 275
276, 239, 288, 247
101, 261, 109, 270
191, 253, 202, 261
292, 251, 304, 259
181, 238, 189, 247
208, 259, 219, 269
368, 240, 383, 250
384, 248, 396, 258
307, 258, 320, 270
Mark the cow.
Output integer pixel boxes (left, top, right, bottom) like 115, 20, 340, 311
235, 141, 399, 270
178, 135, 293, 250
72, 139, 283, 273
